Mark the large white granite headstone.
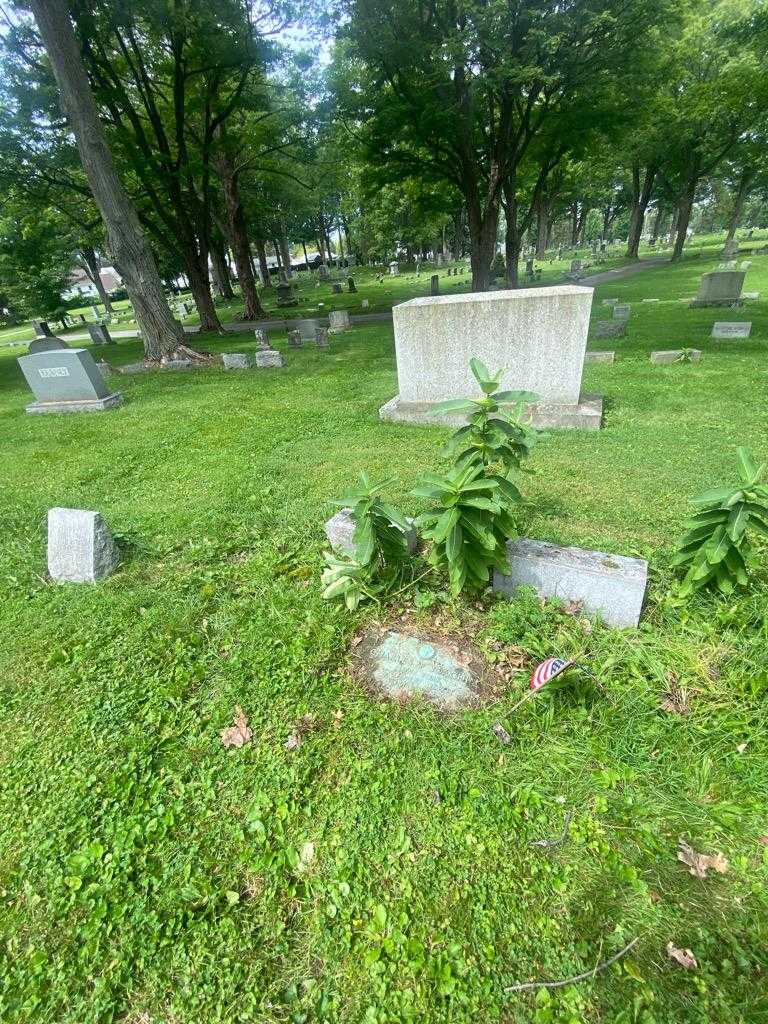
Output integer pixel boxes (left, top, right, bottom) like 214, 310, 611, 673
379, 285, 601, 430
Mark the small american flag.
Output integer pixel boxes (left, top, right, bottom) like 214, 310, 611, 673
530, 657, 574, 691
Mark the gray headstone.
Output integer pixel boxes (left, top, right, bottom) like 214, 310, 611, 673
88, 323, 113, 346
254, 329, 270, 349
28, 336, 70, 355
276, 282, 298, 307
254, 349, 284, 368
742, 291, 760, 300
317, 264, 330, 281
17, 348, 122, 413
287, 329, 303, 348
691, 270, 745, 307
601, 298, 618, 306
332, 283, 342, 294
325, 508, 417, 557
650, 349, 702, 364
222, 352, 252, 369
612, 304, 631, 320
32, 319, 53, 337
389, 260, 400, 276
315, 327, 330, 349
493, 538, 648, 628
347, 277, 357, 293
711, 322, 751, 339
430, 274, 439, 296
361, 299, 370, 309
329, 310, 351, 331
570, 259, 584, 272
594, 320, 627, 339
584, 351, 615, 364
296, 318, 320, 340
47, 508, 119, 583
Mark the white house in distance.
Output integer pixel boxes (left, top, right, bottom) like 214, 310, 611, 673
63, 265, 122, 300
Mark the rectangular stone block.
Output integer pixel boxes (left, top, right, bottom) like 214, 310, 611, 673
690, 270, 745, 307
742, 291, 760, 300
601, 298, 618, 306
222, 352, 252, 369
88, 323, 113, 345
584, 351, 615, 363
593, 320, 626, 339
329, 310, 351, 331
17, 348, 122, 413
612, 304, 631, 319
650, 349, 701, 364
325, 508, 417, 557
641, 298, 659, 303
493, 538, 648, 628
296, 318, 320, 340
711, 321, 751, 339
47, 508, 119, 583
32, 319, 53, 337
254, 349, 284, 368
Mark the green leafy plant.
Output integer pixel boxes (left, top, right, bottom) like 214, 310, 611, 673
673, 447, 768, 595
413, 454, 520, 594
676, 347, 696, 364
321, 473, 412, 608
432, 358, 539, 475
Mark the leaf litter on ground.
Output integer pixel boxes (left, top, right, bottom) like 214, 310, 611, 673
677, 838, 729, 879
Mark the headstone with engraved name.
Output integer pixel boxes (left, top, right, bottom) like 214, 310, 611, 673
17, 348, 122, 413
612, 304, 631, 320
711, 321, 751, 339
690, 270, 745, 307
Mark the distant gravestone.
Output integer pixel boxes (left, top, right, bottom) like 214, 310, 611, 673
88, 323, 114, 346
570, 259, 584, 272
389, 260, 400, 276
594, 320, 626, 339
255, 349, 283, 368
430, 274, 439, 296
361, 298, 370, 309
612, 304, 631, 320
276, 282, 298, 307
743, 291, 761, 301
222, 353, 252, 369
690, 270, 745, 307
254, 329, 270, 349
315, 327, 330, 349
641, 298, 659, 303
584, 351, 615, 364
47, 508, 119, 583
90, 305, 100, 320
32, 319, 53, 337
28, 336, 70, 355
651, 349, 702, 364
711, 321, 751, 339
287, 329, 303, 348
317, 264, 330, 281
346, 255, 357, 268
347, 277, 357, 293
17, 348, 122, 414
296, 318, 320, 341
332, 282, 342, 294
329, 310, 351, 331
525, 258, 535, 276
493, 539, 648, 628
721, 238, 739, 258
601, 298, 618, 306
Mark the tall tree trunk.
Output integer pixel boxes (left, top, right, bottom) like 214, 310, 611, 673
452, 206, 464, 260
725, 167, 755, 243
650, 205, 664, 245
535, 195, 549, 259
626, 163, 657, 259
29, 0, 183, 360
210, 235, 234, 300
672, 175, 698, 261
214, 147, 265, 318
301, 239, 310, 269
279, 233, 292, 276
466, 191, 499, 291
182, 237, 222, 331
79, 245, 113, 313
569, 203, 580, 246
255, 239, 270, 287
273, 241, 283, 272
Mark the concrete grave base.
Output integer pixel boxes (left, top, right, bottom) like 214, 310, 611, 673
493, 538, 648, 628
584, 351, 615, 364
26, 392, 123, 414
650, 349, 701, 364
688, 299, 743, 308
254, 349, 284, 368
379, 392, 603, 431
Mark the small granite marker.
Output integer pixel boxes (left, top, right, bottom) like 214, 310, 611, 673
329, 310, 351, 331
430, 274, 439, 296
650, 349, 702, 364
493, 538, 648, 628
601, 298, 618, 307
711, 321, 751, 339
287, 329, 303, 348
254, 329, 270, 350
315, 327, 330, 349
584, 351, 615, 364
255, 349, 284, 368
332, 283, 342, 294
360, 630, 477, 709
361, 298, 370, 309
222, 353, 252, 369
325, 508, 417, 556
47, 508, 119, 583
612, 304, 631, 320
32, 319, 53, 337
594, 320, 626, 339
17, 348, 122, 413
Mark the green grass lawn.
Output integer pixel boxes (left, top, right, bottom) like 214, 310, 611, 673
1, 251, 767, 1024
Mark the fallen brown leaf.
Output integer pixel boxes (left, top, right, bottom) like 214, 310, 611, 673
220, 706, 253, 749
677, 838, 729, 879
667, 942, 697, 970
284, 733, 301, 751
562, 599, 584, 616
757, 837, 768, 847
505, 646, 529, 670
661, 672, 690, 715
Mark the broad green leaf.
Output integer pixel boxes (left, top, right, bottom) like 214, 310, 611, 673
460, 496, 501, 512
430, 399, 477, 415
432, 508, 459, 544
493, 390, 539, 405
726, 504, 749, 542
353, 518, 375, 565
736, 446, 759, 485
446, 523, 463, 563
690, 485, 740, 508
469, 357, 492, 386
704, 526, 731, 565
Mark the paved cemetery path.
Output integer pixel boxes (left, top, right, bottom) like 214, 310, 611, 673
579, 256, 669, 287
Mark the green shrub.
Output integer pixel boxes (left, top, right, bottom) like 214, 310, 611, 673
672, 447, 768, 595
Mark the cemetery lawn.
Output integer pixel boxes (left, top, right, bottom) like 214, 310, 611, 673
2, 254, 768, 1024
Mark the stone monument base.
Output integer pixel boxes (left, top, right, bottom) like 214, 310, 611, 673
688, 299, 743, 308
26, 392, 123, 414
379, 392, 603, 431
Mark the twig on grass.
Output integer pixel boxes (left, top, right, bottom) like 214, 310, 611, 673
529, 810, 572, 848
504, 936, 640, 994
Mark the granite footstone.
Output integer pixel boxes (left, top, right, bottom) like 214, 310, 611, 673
255, 349, 284, 368
711, 321, 751, 339
325, 508, 417, 557
650, 349, 702, 364
584, 351, 615, 363
593, 320, 626, 339
47, 508, 119, 583
222, 352, 252, 369
492, 538, 648, 628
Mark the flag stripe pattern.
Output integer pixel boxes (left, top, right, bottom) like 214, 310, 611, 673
530, 657, 574, 691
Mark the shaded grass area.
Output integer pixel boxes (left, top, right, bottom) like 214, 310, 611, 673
0, 251, 767, 1023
